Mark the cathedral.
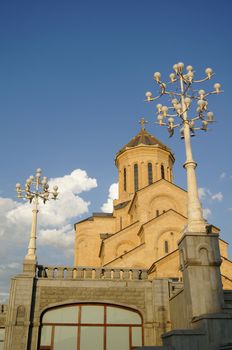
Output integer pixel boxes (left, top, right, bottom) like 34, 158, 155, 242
1, 125, 232, 350
74, 124, 232, 289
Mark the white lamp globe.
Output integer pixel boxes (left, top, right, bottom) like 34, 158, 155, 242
214, 83, 221, 92
145, 91, 152, 98
186, 65, 193, 71
205, 67, 213, 77
154, 72, 161, 81
173, 64, 178, 72
177, 62, 184, 71
207, 112, 214, 121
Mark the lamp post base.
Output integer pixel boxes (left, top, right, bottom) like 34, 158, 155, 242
178, 230, 224, 319
182, 220, 207, 235
23, 256, 37, 276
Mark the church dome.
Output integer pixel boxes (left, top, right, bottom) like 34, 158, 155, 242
115, 123, 175, 202
116, 127, 173, 159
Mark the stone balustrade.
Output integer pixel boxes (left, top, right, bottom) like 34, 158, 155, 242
0, 305, 7, 314
36, 265, 148, 281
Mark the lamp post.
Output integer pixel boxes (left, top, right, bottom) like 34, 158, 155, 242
145, 63, 222, 233
16, 168, 59, 262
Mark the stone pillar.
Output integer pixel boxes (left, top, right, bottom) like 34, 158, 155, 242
167, 167, 170, 181
140, 161, 145, 189
4, 260, 36, 350
154, 163, 159, 182
118, 168, 123, 199
178, 231, 224, 319
128, 164, 132, 194
151, 279, 171, 346
170, 168, 173, 183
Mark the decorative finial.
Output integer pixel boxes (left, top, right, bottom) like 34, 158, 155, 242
139, 117, 148, 131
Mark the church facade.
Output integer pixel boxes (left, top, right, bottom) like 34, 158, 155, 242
1, 127, 232, 350
74, 127, 232, 288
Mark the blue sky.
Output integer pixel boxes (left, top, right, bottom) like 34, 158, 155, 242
0, 0, 232, 300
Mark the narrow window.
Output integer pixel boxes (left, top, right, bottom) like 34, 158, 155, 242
161, 164, 165, 179
156, 210, 159, 217
123, 168, 127, 191
148, 163, 153, 185
164, 240, 169, 254
134, 164, 139, 192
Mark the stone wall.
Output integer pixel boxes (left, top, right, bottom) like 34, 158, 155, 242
3, 266, 172, 350
169, 288, 191, 329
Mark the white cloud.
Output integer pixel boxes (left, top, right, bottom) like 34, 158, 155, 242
198, 187, 224, 221
101, 183, 118, 213
39, 224, 74, 257
49, 169, 97, 195
198, 187, 223, 202
7, 262, 20, 269
0, 293, 9, 304
220, 172, 227, 179
211, 192, 223, 201
0, 197, 22, 237
198, 187, 206, 200
203, 208, 212, 219
0, 169, 97, 300
198, 187, 211, 200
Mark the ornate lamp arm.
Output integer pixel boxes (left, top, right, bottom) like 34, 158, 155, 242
145, 62, 222, 233
16, 168, 59, 261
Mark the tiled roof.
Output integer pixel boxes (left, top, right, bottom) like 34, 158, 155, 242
116, 128, 172, 157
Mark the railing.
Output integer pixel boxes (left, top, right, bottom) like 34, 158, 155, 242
36, 265, 148, 281
0, 305, 7, 314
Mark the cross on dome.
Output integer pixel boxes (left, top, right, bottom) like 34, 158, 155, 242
139, 117, 148, 130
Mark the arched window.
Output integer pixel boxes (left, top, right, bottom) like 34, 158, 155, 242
39, 304, 143, 350
161, 165, 165, 179
134, 164, 139, 192
164, 240, 169, 254
123, 168, 127, 191
148, 163, 153, 185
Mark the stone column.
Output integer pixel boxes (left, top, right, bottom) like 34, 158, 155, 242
140, 161, 145, 189
178, 231, 224, 319
118, 168, 123, 199
128, 164, 132, 194
170, 168, 173, 183
154, 163, 159, 181
4, 260, 36, 350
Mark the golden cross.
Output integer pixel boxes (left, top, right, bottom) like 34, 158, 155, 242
139, 117, 148, 130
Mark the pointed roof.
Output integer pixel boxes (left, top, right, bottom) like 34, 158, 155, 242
116, 128, 173, 158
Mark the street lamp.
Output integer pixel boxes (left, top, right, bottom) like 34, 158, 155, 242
145, 62, 222, 233
16, 168, 59, 261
